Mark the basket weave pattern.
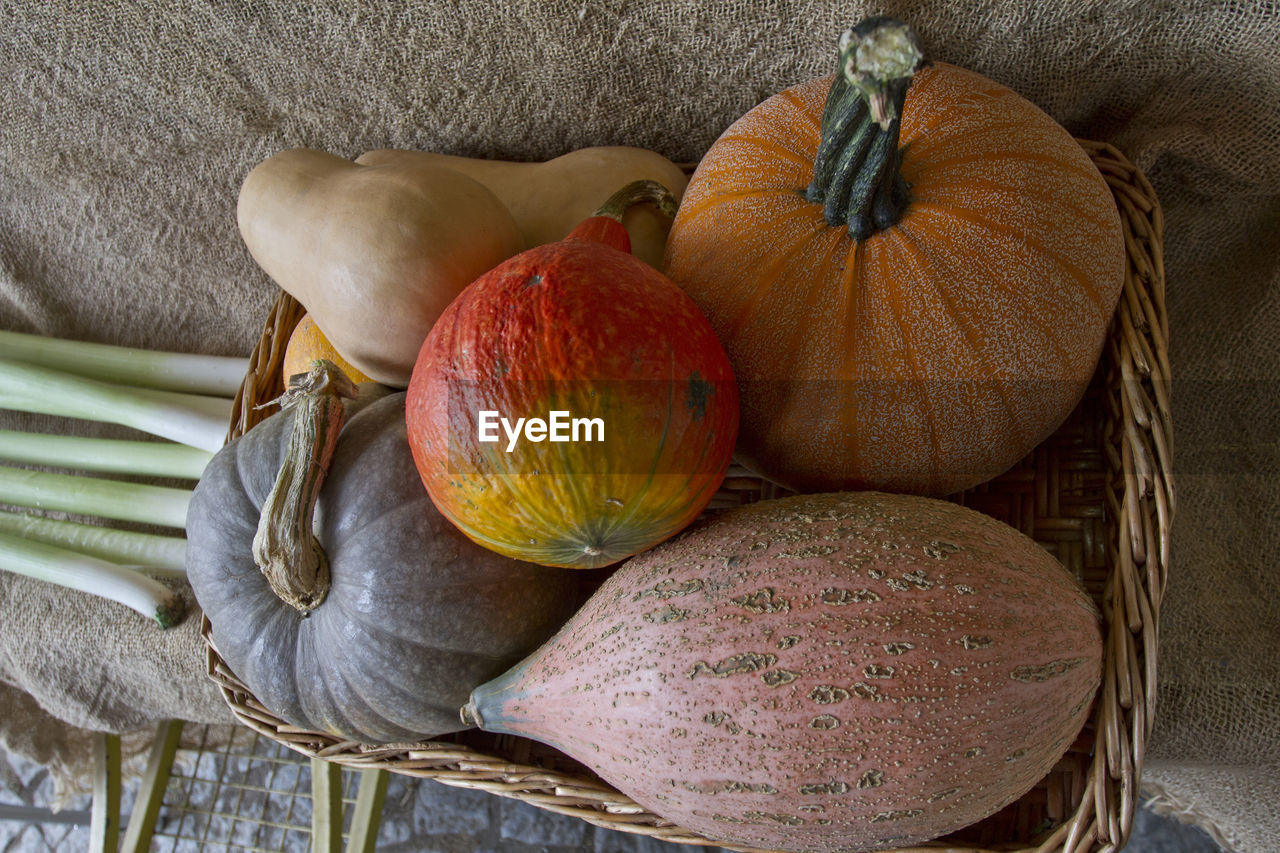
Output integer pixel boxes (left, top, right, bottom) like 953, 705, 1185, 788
203, 142, 1171, 853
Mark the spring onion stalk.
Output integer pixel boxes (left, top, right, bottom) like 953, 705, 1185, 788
0, 328, 248, 397
0, 430, 213, 480
0, 332, 249, 628
2, 386, 233, 437
0, 357, 230, 452
0, 531, 185, 627
0, 511, 187, 577
0, 465, 191, 529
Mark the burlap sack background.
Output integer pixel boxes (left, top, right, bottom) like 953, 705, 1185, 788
2, 1, 1277, 849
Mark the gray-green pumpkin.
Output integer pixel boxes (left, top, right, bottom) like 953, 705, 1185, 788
187, 387, 578, 743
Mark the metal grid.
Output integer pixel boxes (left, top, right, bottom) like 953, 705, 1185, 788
149, 724, 358, 852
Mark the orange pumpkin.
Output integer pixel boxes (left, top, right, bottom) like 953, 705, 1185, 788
282, 313, 375, 386
663, 17, 1125, 496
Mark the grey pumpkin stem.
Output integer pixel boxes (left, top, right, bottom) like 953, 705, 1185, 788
805, 16, 925, 241
252, 360, 358, 614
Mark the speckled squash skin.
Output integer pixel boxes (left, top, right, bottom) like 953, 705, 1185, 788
186, 391, 578, 744
663, 63, 1126, 496
406, 215, 738, 569
465, 492, 1103, 852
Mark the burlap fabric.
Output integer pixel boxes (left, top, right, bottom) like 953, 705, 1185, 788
2, 1, 1277, 848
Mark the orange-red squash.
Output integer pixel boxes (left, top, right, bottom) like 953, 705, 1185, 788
406, 181, 738, 569
663, 17, 1125, 496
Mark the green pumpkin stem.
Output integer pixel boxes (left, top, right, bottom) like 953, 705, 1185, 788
592, 179, 679, 223
251, 360, 357, 614
806, 16, 924, 241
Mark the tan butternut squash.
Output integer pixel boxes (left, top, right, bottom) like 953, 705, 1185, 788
238, 148, 523, 387
355, 146, 688, 270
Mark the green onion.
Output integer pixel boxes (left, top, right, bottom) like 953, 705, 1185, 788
0, 531, 185, 627
0, 430, 213, 480
0, 332, 248, 627
0, 465, 191, 529
0, 358, 231, 452
0, 328, 248, 397
0, 510, 186, 577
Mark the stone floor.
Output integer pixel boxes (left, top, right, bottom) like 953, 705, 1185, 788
0, 724, 1228, 852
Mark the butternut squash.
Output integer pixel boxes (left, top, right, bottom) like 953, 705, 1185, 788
238, 149, 524, 387
354, 146, 688, 270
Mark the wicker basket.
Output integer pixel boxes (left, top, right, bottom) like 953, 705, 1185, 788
204, 140, 1171, 853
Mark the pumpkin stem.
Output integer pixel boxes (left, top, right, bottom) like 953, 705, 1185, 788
565, 179, 679, 252
251, 360, 357, 614
592, 179, 679, 224
806, 17, 925, 241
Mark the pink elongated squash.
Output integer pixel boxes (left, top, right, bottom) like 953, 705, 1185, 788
463, 492, 1103, 852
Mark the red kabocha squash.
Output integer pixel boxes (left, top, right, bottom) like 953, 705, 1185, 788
463, 491, 1104, 852
663, 17, 1126, 496
406, 181, 738, 569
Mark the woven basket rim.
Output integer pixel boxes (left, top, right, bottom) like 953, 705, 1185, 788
202, 139, 1172, 853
